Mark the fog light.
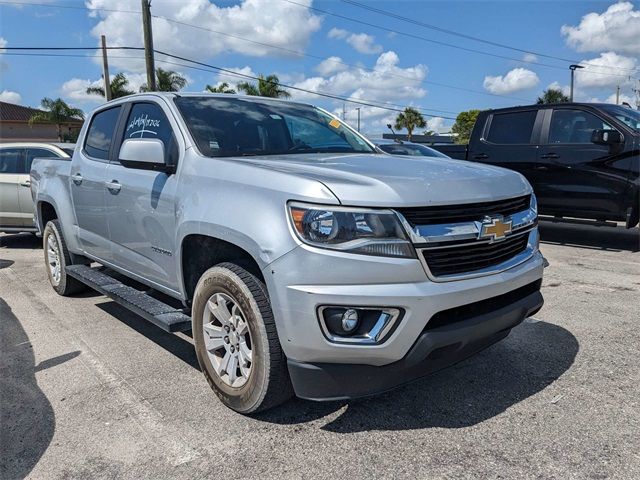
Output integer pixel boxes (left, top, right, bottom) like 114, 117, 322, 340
341, 309, 359, 332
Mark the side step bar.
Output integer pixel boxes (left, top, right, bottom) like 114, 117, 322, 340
66, 265, 191, 332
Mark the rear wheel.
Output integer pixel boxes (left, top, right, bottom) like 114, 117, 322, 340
43, 220, 85, 296
192, 263, 293, 413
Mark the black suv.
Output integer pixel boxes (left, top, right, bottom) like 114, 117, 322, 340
433, 104, 640, 227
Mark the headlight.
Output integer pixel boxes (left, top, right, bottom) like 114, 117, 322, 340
530, 192, 538, 214
288, 202, 415, 258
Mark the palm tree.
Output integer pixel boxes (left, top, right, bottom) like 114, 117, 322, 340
205, 82, 236, 94
536, 88, 570, 104
86, 72, 135, 99
236, 74, 290, 98
394, 107, 426, 142
140, 68, 187, 92
28, 97, 84, 142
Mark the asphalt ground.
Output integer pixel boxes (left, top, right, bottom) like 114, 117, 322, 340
1, 221, 639, 479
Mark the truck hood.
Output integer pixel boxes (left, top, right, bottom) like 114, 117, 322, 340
235, 153, 532, 207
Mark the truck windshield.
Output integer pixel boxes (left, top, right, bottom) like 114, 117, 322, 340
174, 96, 375, 157
601, 105, 640, 132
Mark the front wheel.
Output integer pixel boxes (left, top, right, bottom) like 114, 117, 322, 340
192, 263, 293, 413
42, 219, 85, 296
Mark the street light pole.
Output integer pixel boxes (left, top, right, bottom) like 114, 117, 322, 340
569, 64, 584, 102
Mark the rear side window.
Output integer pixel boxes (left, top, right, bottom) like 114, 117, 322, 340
122, 102, 179, 165
84, 106, 122, 160
0, 148, 24, 174
486, 111, 537, 144
548, 109, 614, 144
26, 148, 61, 172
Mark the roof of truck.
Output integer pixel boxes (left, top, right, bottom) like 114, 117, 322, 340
486, 102, 621, 113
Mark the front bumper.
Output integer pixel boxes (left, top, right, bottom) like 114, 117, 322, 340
287, 280, 543, 400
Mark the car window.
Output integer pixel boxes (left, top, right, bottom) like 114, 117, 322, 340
0, 148, 24, 174
25, 148, 61, 173
548, 109, 615, 144
121, 102, 179, 165
486, 111, 537, 144
84, 106, 122, 160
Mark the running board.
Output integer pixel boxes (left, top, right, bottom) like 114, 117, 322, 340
65, 265, 192, 332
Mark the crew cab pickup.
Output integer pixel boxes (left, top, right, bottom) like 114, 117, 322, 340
31, 93, 545, 413
433, 103, 640, 227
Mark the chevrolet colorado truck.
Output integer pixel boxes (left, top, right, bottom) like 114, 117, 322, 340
31, 93, 545, 413
433, 103, 640, 227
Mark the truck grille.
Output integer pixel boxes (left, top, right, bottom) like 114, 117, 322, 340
421, 231, 529, 277
398, 195, 531, 226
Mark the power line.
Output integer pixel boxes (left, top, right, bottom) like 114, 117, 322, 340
281, 0, 638, 78
3, 47, 460, 119
0, 0, 140, 13
341, 0, 640, 75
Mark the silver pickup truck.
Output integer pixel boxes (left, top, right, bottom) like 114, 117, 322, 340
31, 93, 545, 413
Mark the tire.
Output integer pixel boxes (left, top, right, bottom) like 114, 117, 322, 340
192, 262, 293, 413
43, 219, 86, 296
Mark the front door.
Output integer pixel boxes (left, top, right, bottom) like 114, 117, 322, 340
0, 148, 25, 228
536, 107, 629, 219
70, 105, 122, 261
106, 101, 181, 293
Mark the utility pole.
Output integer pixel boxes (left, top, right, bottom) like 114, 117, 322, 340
100, 35, 112, 101
342, 102, 346, 121
569, 64, 584, 102
356, 107, 361, 132
141, 0, 156, 91
615, 85, 620, 105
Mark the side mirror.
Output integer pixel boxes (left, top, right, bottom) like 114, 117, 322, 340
591, 129, 622, 146
119, 138, 174, 173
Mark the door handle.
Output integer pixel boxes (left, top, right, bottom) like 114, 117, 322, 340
540, 153, 559, 159
473, 153, 489, 159
533, 166, 549, 171
105, 180, 121, 194
20, 179, 31, 187
71, 173, 83, 185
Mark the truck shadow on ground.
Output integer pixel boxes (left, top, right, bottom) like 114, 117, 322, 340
539, 221, 639, 252
0, 298, 56, 479
257, 319, 579, 432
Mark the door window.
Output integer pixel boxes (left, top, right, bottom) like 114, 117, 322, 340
84, 106, 122, 160
0, 148, 24, 174
122, 103, 179, 165
548, 109, 614, 144
25, 148, 61, 173
486, 111, 537, 144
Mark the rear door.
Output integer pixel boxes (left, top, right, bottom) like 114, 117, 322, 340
0, 147, 25, 228
468, 109, 542, 184
71, 105, 122, 261
536, 107, 629, 219
106, 101, 181, 293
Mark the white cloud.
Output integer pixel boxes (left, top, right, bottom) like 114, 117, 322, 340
522, 53, 538, 63
0, 90, 22, 104
315, 56, 348, 77
483, 68, 539, 94
86, 0, 322, 72
426, 116, 446, 133
576, 51, 638, 88
60, 73, 148, 105
547, 81, 570, 97
328, 27, 383, 54
0, 37, 7, 53
561, 1, 640, 55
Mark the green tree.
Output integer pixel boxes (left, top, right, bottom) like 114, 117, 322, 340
205, 82, 236, 94
536, 88, 570, 104
451, 109, 481, 144
86, 72, 135, 99
28, 97, 84, 142
236, 74, 290, 98
140, 68, 187, 92
393, 107, 426, 142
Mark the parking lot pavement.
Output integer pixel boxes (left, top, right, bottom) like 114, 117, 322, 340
1, 223, 639, 480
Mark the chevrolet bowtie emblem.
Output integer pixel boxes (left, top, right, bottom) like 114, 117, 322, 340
479, 216, 512, 241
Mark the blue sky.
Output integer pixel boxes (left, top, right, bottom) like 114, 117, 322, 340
1, 0, 638, 134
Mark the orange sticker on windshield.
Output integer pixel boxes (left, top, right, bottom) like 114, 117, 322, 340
329, 118, 341, 129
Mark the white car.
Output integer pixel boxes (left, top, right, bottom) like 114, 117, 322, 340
0, 142, 74, 233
